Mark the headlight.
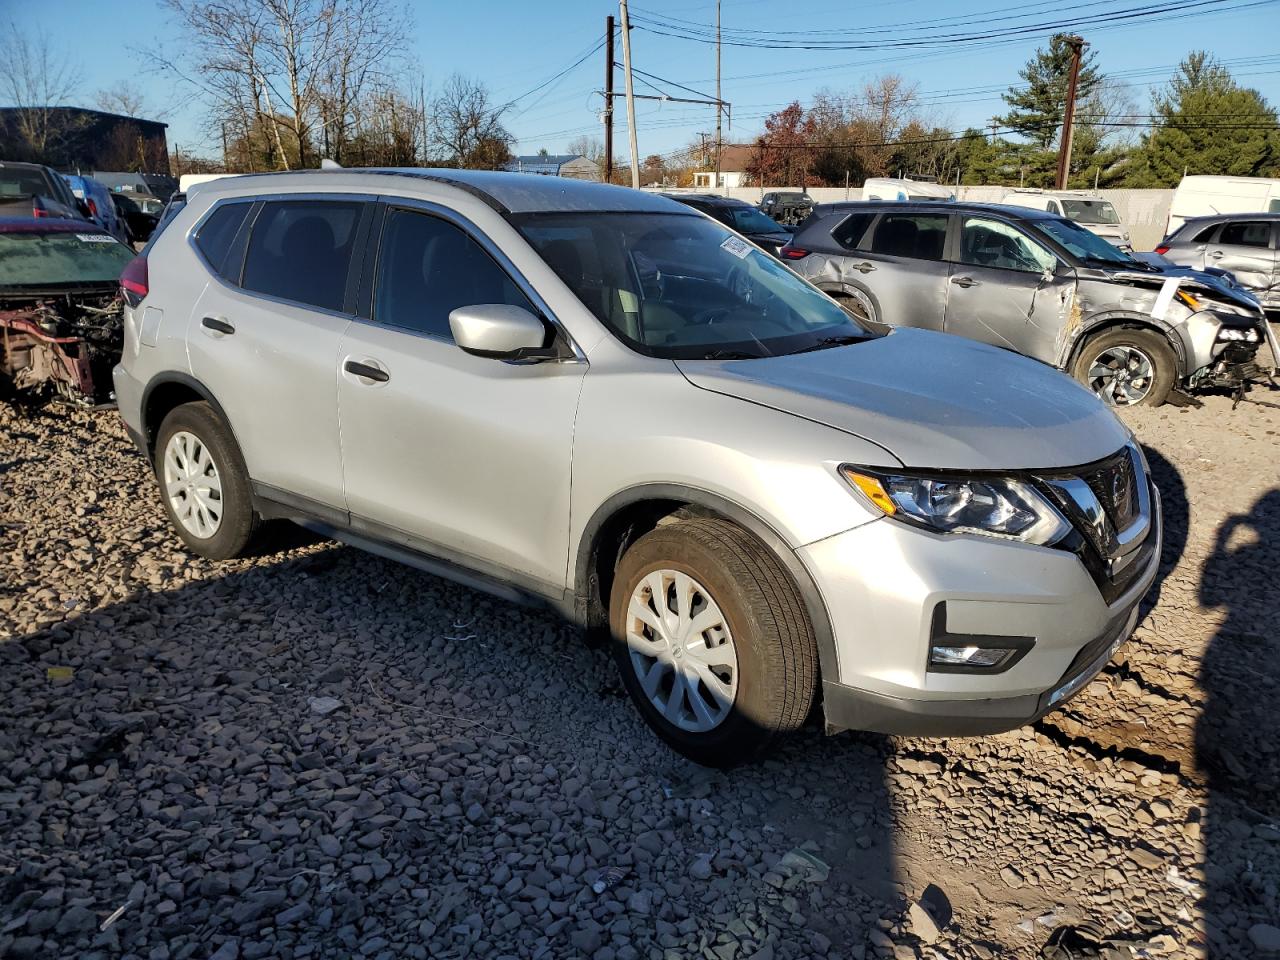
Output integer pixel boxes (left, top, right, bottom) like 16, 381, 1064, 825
1176, 288, 1257, 317
841, 467, 1071, 545
1216, 325, 1260, 342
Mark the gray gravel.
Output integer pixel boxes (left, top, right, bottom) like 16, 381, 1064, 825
1, 384, 1278, 960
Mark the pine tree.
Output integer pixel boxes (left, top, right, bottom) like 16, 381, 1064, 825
1138, 52, 1280, 186
1000, 34, 1101, 149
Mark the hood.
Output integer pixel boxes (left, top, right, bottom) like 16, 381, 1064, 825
1109, 259, 1261, 311
675, 329, 1131, 471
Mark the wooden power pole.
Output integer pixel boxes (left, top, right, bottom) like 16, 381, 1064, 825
714, 0, 722, 191
604, 15, 614, 184
1055, 35, 1086, 190
619, 0, 639, 189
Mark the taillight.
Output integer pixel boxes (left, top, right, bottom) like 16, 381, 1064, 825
1154, 244, 1170, 256
88, 198, 99, 218
32, 197, 48, 218
779, 244, 810, 260
120, 255, 149, 307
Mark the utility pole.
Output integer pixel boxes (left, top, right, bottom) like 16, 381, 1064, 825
604, 15, 614, 184
619, 0, 640, 189
1055, 35, 1085, 190
988, 118, 999, 142
714, 0, 722, 191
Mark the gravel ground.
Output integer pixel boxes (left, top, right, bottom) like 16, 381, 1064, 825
1, 379, 1278, 960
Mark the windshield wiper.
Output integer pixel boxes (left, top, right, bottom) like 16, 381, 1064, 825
700, 349, 760, 360
1083, 254, 1145, 270
792, 334, 867, 354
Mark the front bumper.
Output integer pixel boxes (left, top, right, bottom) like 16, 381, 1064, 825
803, 484, 1161, 737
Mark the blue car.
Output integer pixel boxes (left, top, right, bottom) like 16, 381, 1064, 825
63, 174, 129, 244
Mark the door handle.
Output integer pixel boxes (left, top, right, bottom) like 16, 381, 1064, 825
853, 261, 877, 273
201, 316, 235, 335
344, 359, 389, 383
951, 276, 980, 288
1209, 250, 1224, 259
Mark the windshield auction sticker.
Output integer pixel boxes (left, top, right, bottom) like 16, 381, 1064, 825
76, 234, 116, 243
720, 236, 754, 260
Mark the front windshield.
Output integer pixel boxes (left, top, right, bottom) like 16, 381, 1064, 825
514, 212, 866, 360
0, 231, 135, 287
1060, 199, 1119, 225
1033, 217, 1136, 266
728, 206, 785, 234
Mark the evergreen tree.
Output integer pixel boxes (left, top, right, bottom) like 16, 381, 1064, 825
1000, 34, 1101, 149
1138, 52, 1280, 185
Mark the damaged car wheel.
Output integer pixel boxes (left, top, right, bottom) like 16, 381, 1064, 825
1072, 328, 1176, 407
155, 402, 259, 559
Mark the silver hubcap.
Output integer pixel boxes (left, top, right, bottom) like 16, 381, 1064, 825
1087, 345, 1155, 406
163, 431, 223, 538
625, 568, 738, 733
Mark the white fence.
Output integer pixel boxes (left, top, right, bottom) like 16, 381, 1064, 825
661, 185, 1176, 251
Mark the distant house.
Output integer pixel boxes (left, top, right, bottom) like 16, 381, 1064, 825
504, 154, 599, 180
692, 144, 754, 190
0, 106, 169, 174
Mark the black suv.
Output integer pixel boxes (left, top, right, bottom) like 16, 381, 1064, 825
663, 194, 792, 257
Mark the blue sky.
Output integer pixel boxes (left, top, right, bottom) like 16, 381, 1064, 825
12, 0, 1280, 163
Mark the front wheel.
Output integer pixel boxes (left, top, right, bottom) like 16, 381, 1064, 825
1071, 328, 1177, 407
608, 517, 818, 767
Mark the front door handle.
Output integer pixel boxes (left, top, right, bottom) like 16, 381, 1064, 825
853, 261, 876, 273
344, 359, 390, 383
201, 316, 235, 335
1209, 250, 1224, 259
951, 276, 980, 288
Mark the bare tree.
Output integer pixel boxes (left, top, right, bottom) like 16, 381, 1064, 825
566, 134, 606, 179
431, 74, 512, 169
95, 82, 157, 119
0, 20, 84, 160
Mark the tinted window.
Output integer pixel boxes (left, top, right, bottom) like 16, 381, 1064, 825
832, 212, 876, 250
242, 200, 363, 312
194, 202, 249, 278
1191, 223, 1218, 243
1218, 221, 1271, 247
868, 213, 947, 260
960, 217, 1056, 273
515, 212, 866, 360
374, 209, 533, 340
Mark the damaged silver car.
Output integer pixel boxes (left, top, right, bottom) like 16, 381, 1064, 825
0, 217, 131, 405
781, 201, 1274, 406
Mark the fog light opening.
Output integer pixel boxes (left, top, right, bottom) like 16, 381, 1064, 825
929, 645, 1014, 669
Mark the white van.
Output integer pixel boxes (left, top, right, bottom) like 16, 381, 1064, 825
1168, 175, 1280, 234
1000, 190, 1131, 251
860, 178, 955, 202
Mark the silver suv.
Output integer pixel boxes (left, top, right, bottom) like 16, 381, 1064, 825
113, 170, 1163, 765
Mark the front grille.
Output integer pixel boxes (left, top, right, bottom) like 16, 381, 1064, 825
1081, 447, 1138, 530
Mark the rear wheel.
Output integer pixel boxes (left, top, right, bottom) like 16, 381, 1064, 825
1072, 328, 1177, 407
609, 517, 818, 766
154, 402, 259, 559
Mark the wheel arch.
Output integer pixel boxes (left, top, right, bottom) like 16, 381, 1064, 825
1065, 311, 1189, 378
140, 372, 238, 459
573, 484, 839, 686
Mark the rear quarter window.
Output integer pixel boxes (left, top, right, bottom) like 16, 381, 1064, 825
831, 212, 876, 250
194, 202, 251, 279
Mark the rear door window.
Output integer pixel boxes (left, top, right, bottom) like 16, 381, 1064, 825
194, 201, 250, 279
1218, 220, 1272, 248
373, 208, 535, 340
242, 199, 365, 312
867, 213, 948, 260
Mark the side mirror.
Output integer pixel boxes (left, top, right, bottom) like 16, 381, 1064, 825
449, 304, 553, 361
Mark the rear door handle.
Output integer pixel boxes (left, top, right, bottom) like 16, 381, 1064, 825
951, 276, 980, 288
201, 316, 235, 335
1209, 250, 1224, 259
344, 359, 390, 383
853, 261, 876, 273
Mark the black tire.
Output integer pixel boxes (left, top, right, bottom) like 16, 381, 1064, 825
1071, 327, 1177, 408
608, 517, 818, 767
153, 401, 259, 560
